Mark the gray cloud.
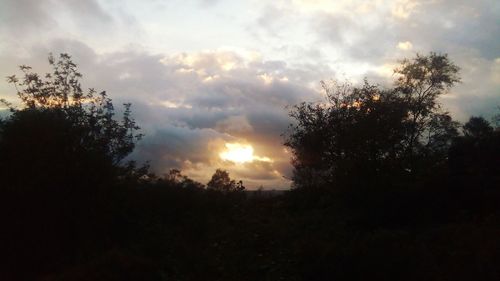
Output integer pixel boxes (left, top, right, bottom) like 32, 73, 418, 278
1, 0, 57, 33
0, 0, 112, 34
1, 0, 498, 188
283, 0, 499, 119
0, 38, 320, 188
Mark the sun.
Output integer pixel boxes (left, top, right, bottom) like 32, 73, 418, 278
219, 143, 272, 164
219, 143, 255, 163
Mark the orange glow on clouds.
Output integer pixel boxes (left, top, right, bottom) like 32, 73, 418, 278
219, 143, 272, 164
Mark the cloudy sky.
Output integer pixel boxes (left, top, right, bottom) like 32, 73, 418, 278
1, 0, 499, 188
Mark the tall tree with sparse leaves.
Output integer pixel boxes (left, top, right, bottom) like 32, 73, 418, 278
394, 52, 460, 171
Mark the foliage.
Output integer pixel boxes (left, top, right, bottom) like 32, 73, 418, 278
285, 80, 408, 187
1, 53, 499, 281
462, 116, 494, 138
0, 53, 147, 192
0, 53, 144, 276
162, 169, 205, 189
449, 116, 500, 191
0, 53, 146, 192
493, 108, 500, 128
394, 52, 460, 169
2, 53, 143, 166
207, 169, 245, 193
284, 53, 460, 188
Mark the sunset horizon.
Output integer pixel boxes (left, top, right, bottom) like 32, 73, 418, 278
2, 0, 498, 189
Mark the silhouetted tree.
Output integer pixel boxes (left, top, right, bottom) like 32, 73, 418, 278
285, 53, 460, 188
449, 116, 500, 191
163, 169, 205, 189
0, 53, 143, 188
285, 80, 408, 188
493, 108, 500, 128
0, 53, 143, 277
463, 116, 494, 138
207, 169, 245, 193
394, 52, 460, 172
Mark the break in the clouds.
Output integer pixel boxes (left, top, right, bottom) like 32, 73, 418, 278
1, 0, 498, 188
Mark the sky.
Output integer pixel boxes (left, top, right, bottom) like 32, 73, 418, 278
1, 0, 499, 189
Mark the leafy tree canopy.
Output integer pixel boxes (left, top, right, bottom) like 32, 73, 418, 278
0, 53, 143, 190
462, 116, 494, 139
285, 53, 461, 189
162, 169, 205, 189
207, 169, 245, 193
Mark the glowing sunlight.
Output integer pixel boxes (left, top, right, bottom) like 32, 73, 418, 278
219, 143, 272, 164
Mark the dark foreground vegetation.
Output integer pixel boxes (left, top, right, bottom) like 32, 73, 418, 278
0, 54, 499, 280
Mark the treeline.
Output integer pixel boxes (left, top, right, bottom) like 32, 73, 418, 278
283, 52, 500, 228
0, 53, 499, 280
